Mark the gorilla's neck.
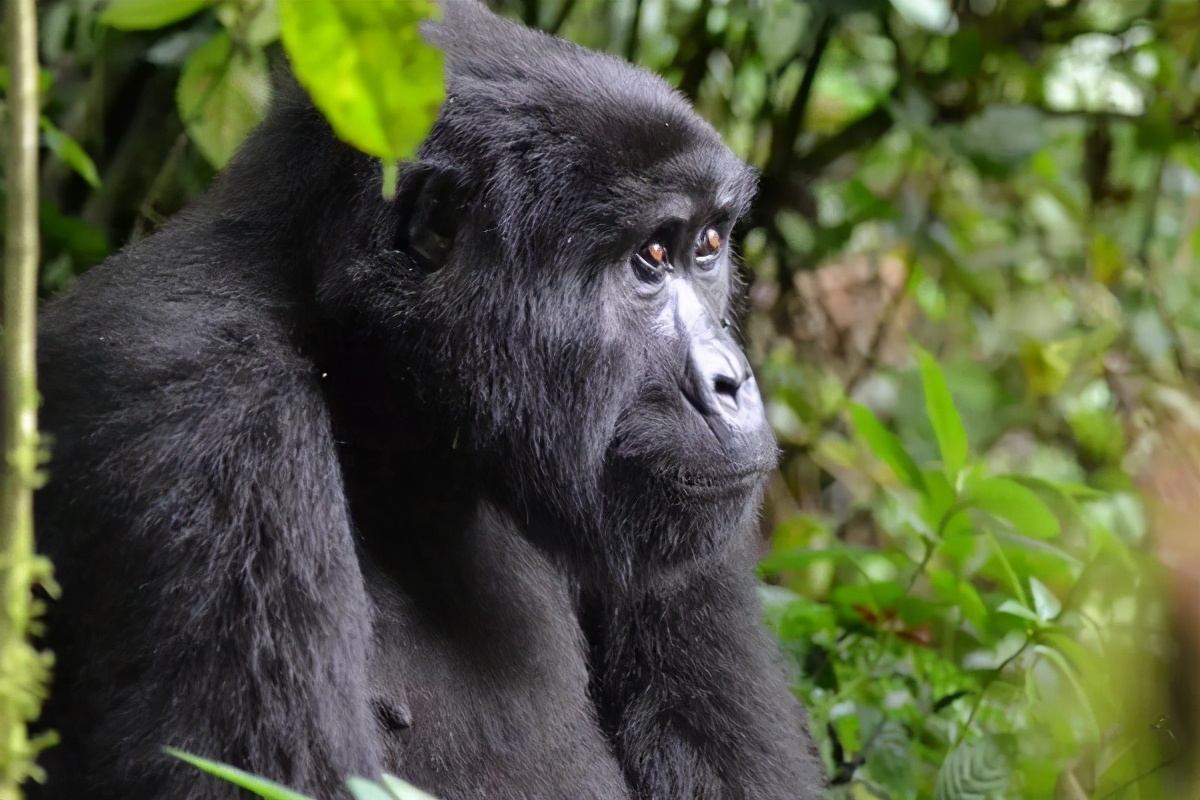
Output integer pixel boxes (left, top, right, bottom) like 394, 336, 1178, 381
337, 415, 580, 651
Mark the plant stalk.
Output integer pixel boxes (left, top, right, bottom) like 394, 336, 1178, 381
2, 0, 55, 795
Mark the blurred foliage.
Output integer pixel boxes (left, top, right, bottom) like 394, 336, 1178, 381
3, 0, 1200, 797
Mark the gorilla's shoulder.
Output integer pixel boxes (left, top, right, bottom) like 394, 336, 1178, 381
38, 215, 318, 449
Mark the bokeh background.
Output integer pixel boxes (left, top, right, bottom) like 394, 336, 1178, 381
5, 0, 1200, 797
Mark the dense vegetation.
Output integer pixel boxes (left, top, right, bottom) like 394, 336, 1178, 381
4, 0, 1200, 797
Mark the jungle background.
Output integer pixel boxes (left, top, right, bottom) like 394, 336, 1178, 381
4, 0, 1200, 797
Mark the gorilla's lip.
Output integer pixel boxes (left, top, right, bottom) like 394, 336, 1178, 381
673, 463, 772, 493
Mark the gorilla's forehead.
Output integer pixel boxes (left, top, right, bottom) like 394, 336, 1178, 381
427, 1, 756, 228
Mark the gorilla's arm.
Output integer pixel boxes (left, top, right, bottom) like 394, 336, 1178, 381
34, 281, 382, 799
584, 555, 825, 800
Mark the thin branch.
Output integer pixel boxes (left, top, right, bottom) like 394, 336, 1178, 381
548, 0, 579, 34
624, 0, 645, 62
2, 0, 56, 794
674, 0, 715, 102
766, 11, 834, 181
794, 106, 894, 175
522, 0, 539, 27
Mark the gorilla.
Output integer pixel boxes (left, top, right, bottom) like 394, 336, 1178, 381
32, 2, 825, 798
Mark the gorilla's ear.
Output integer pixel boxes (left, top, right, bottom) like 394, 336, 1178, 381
393, 163, 468, 273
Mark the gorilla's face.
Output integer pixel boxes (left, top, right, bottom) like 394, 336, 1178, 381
592, 147, 778, 570
391, 5, 777, 573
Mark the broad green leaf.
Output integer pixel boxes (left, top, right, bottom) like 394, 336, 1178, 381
934, 737, 1012, 800
40, 118, 100, 188
177, 32, 271, 167
279, 0, 444, 164
968, 476, 1061, 540
916, 348, 969, 481
165, 749, 313, 800
100, 0, 209, 30
848, 403, 927, 494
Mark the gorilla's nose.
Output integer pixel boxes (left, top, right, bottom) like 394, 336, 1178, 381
684, 328, 765, 432
700, 342, 751, 415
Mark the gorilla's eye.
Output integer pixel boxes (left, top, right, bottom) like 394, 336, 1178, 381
695, 227, 722, 266
634, 241, 669, 282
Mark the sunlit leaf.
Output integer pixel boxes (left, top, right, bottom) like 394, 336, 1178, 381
279, 0, 444, 164
166, 749, 313, 800
347, 778, 396, 800
1029, 577, 1061, 623
996, 599, 1040, 624
100, 0, 210, 30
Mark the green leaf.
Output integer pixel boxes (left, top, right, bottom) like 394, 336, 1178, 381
967, 476, 1061, 540
100, 0, 210, 30
758, 545, 879, 575
1028, 577, 1061, 622
996, 599, 1040, 624
279, 0, 445, 162
216, 0, 281, 46
165, 749, 314, 800
39, 118, 100, 188
345, 775, 440, 800
934, 737, 1013, 800
177, 32, 271, 167
347, 778, 397, 800
848, 403, 927, 495
382, 161, 400, 200
916, 348, 969, 481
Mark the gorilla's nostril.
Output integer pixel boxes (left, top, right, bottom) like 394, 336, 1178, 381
712, 371, 747, 414
713, 374, 742, 401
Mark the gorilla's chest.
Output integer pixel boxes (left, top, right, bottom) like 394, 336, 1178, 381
359, 513, 629, 799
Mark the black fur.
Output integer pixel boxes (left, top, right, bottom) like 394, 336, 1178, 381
32, 2, 825, 798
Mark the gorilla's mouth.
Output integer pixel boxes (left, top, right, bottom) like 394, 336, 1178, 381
672, 463, 771, 494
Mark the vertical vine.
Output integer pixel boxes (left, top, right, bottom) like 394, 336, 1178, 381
1, 0, 57, 795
